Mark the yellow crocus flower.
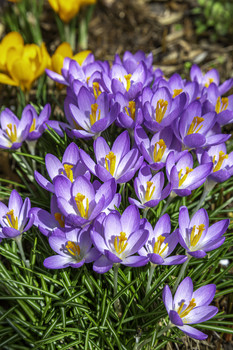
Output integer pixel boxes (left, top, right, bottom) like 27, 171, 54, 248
0, 32, 51, 91
48, 0, 96, 23
51, 42, 91, 75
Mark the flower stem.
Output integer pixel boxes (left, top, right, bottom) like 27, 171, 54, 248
145, 263, 156, 294
172, 255, 191, 293
192, 180, 216, 215
161, 191, 177, 216
15, 235, 30, 268
113, 264, 121, 316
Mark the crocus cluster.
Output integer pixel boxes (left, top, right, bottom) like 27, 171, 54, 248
1, 50, 232, 342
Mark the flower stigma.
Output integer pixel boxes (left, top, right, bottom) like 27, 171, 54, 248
62, 164, 74, 182
124, 101, 135, 120
114, 231, 128, 254
6, 209, 18, 230
204, 78, 214, 88
90, 103, 101, 125
65, 241, 81, 258
178, 167, 193, 187
190, 224, 205, 247
155, 99, 168, 123
145, 181, 155, 202
124, 74, 132, 91
187, 116, 204, 135
153, 139, 166, 162
215, 96, 228, 114
75, 193, 89, 219
105, 151, 116, 176
177, 298, 196, 318
153, 235, 168, 256
172, 89, 183, 98
213, 151, 228, 172
6, 124, 17, 142
54, 213, 65, 227
93, 82, 101, 100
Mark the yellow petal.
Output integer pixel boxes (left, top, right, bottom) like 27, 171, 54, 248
57, 0, 80, 22
11, 59, 34, 91
51, 54, 65, 74
0, 32, 24, 72
0, 73, 19, 86
54, 42, 73, 58
48, 0, 59, 12
1, 31, 24, 49
72, 50, 91, 66
6, 46, 23, 73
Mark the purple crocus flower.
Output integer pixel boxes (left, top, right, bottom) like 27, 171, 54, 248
0, 107, 33, 149
142, 86, 186, 132
34, 142, 90, 193
101, 61, 148, 100
173, 100, 230, 149
135, 125, 182, 171
114, 51, 153, 75
65, 86, 119, 139
30, 195, 69, 237
44, 226, 100, 269
0, 190, 34, 240
163, 277, 218, 340
157, 73, 199, 106
129, 163, 171, 209
25, 104, 51, 141
115, 93, 143, 129
197, 143, 233, 183
80, 130, 143, 183
190, 64, 233, 95
91, 205, 149, 273
46, 54, 97, 86
202, 83, 233, 126
54, 175, 118, 227
166, 151, 213, 197
178, 206, 229, 258
138, 214, 187, 265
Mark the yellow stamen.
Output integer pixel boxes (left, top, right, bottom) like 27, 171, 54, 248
215, 96, 229, 114
6, 124, 17, 142
62, 164, 74, 182
205, 78, 214, 88
178, 167, 193, 187
6, 209, 18, 230
213, 151, 228, 172
75, 193, 89, 219
66, 241, 81, 257
145, 181, 155, 202
155, 99, 168, 123
153, 139, 166, 162
86, 76, 90, 84
173, 89, 183, 98
124, 101, 136, 120
90, 103, 101, 126
153, 235, 168, 255
124, 74, 132, 91
190, 224, 205, 246
54, 213, 65, 228
93, 82, 101, 100
114, 231, 128, 254
105, 151, 116, 176
178, 298, 196, 318
29, 118, 36, 132
187, 116, 204, 135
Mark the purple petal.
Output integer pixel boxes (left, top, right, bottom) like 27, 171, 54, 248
44, 255, 73, 269
93, 255, 113, 273
174, 277, 193, 309
193, 284, 216, 306
185, 306, 218, 324
163, 285, 173, 314
177, 324, 208, 340
169, 310, 183, 326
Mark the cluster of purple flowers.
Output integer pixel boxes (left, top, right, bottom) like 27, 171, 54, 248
1, 51, 232, 341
